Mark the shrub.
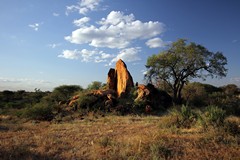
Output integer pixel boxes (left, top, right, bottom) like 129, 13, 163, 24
77, 92, 105, 111
200, 105, 226, 129
224, 116, 240, 136
182, 82, 207, 106
22, 101, 54, 120
87, 81, 104, 90
51, 85, 83, 102
170, 105, 198, 128
199, 105, 226, 129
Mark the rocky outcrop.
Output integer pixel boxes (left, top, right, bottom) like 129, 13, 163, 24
68, 95, 80, 107
107, 59, 134, 97
135, 84, 172, 109
107, 68, 117, 90
67, 89, 117, 111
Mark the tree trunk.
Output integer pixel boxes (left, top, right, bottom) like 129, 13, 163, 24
173, 89, 181, 105
173, 83, 184, 105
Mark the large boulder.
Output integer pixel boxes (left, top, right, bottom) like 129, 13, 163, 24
135, 84, 172, 109
107, 68, 117, 90
107, 59, 134, 97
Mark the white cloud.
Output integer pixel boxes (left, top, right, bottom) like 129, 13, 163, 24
111, 47, 141, 63
98, 11, 134, 25
66, 0, 101, 15
48, 43, 61, 48
28, 23, 40, 31
65, 11, 165, 49
145, 37, 168, 48
58, 50, 81, 60
58, 49, 113, 62
53, 12, 60, 17
73, 17, 90, 27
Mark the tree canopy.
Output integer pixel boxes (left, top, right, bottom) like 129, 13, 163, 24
87, 81, 104, 90
145, 39, 228, 104
51, 85, 83, 101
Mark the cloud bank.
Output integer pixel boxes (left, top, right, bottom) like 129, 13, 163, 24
65, 11, 165, 49
62, 1, 167, 65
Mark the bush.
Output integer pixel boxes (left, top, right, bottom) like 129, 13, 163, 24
182, 82, 207, 106
77, 92, 105, 111
205, 88, 240, 116
224, 116, 240, 136
170, 105, 198, 128
205, 105, 226, 126
51, 85, 83, 102
87, 81, 104, 90
200, 105, 226, 129
22, 101, 54, 120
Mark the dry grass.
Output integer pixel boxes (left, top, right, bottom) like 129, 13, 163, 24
0, 115, 239, 160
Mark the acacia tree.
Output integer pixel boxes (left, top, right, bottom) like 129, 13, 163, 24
145, 39, 227, 104
51, 85, 83, 101
87, 81, 103, 90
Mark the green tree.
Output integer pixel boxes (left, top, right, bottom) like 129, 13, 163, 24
182, 82, 207, 106
2, 90, 14, 102
87, 81, 103, 90
51, 85, 83, 102
145, 39, 227, 104
221, 84, 239, 96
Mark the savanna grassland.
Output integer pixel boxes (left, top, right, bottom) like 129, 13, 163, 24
0, 80, 240, 159
1, 112, 240, 160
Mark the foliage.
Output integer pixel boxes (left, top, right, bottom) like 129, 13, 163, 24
182, 82, 207, 106
22, 100, 54, 120
77, 92, 105, 111
87, 81, 104, 90
170, 105, 198, 128
208, 91, 240, 116
221, 84, 239, 95
145, 39, 228, 104
200, 105, 226, 128
224, 116, 240, 136
51, 85, 83, 102
0, 90, 49, 110
201, 83, 222, 93
1, 90, 14, 102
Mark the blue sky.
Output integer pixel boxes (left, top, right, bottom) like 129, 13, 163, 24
0, 0, 239, 91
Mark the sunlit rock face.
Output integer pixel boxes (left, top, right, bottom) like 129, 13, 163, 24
135, 83, 172, 109
107, 59, 134, 97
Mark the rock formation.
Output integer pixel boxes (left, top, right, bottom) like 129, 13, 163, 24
135, 83, 172, 109
107, 68, 116, 90
107, 59, 134, 97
